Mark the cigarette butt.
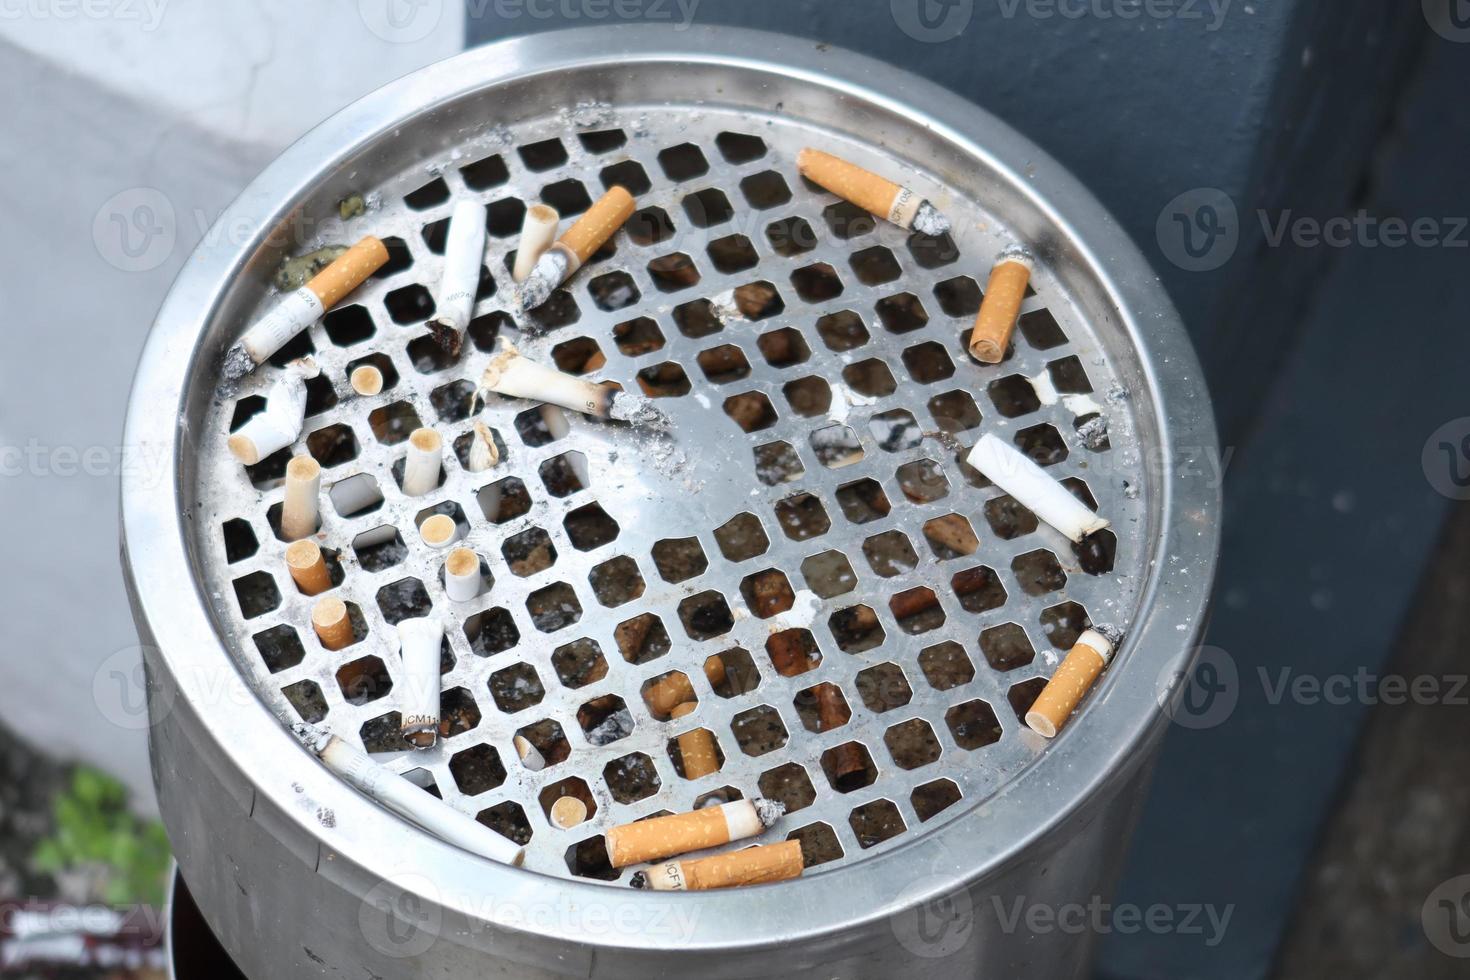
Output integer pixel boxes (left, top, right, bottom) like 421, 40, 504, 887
350, 364, 384, 396
606, 797, 782, 868
967, 434, 1109, 543
397, 617, 444, 748
430, 201, 489, 356
969, 251, 1033, 363
550, 796, 588, 830
642, 656, 727, 717
402, 428, 443, 497
797, 148, 946, 233
444, 547, 481, 603
635, 840, 804, 891
419, 513, 460, 550
304, 236, 389, 310
467, 420, 500, 473
514, 734, 547, 771
311, 596, 354, 650
481, 341, 618, 419
513, 204, 560, 283
285, 539, 332, 596
281, 455, 321, 540
1026, 629, 1114, 738
227, 366, 311, 465
671, 702, 720, 779
557, 186, 635, 269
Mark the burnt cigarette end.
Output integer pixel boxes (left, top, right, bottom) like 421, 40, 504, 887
912, 201, 950, 237
427, 317, 464, 358
629, 871, 649, 890
754, 797, 786, 828
516, 249, 570, 311
222, 344, 255, 383
1093, 624, 1124, 647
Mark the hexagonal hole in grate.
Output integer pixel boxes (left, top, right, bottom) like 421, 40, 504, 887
358, 713, 403, 753
231, 572, 280, 619
984, 494, 1038, 540
890, 586, 944, 634
835, 477, 891, 524
612, 315, 664, 355
753, 440, 805, 486
525, 290, 583, 332
773, 492, 829, 541
323, 304, 375, 347
563, 502, 619, 552
789, 822, 845, 868
485, 197, 527, 237
885, 719, 942, 771
587, 270, 640, 313
550, 336, 606, 376
578, 694, 634, 746
222, 519, 258, 564
766, 215, 818, 257
928, 390, 981, 432
989, 374, 1042, 417
478, 801, 533, 847
626, 204, 675, 246
875, 292, 928, 334
489, 663, 545, 713
1013, 549, 1067, 596
449, 743, 506, 796
367, 401, 422, 446
600, 158, 649, 194
952, 565, 1007, 614
731, 705, 788, 757
384, 283, 435, 325
849, 799, 907, 850
793, 682, 850, 735
857, 661, 912, 711
515, 718, 572, 769
603, 752, 660, 804
352, 525, 406, 572
896, 458, 949, 503
282, 680, 327, 723
766, 628, 822, 677
783, 376, 831, 418
863, 529, 919, 578
869, 409, 922, 452
912, 778, 963, 822
503, 527, 557, 577
640, 669, 696, 722
526, 582, 581, 633
538, 777, 598, 831
463, 607, 520, 657
615, 612, 672, 665
517, 137, 568, 171
1073, 527, 1117, 576
677, 590, 734, 640
657, 142, 708, 181
636, 361, 692, 397
305, 424, 359, 469
811, 423, 864, 468
923, 513, 979, 559
714, 512, 769, 562
404, 175, 450, 209
739, 568, 795, 619
821, 199, 876, 240
740, 170, 792, 209
709, 648, 759, 698
723, 391, 779, 433
920, 640, 976, 691
565, 836, 619, 881
672, 297, 721, 338
438, 687, 482, 739
335, 654, 392, 706
756, 327, 810, 370
902, 340, 955, 384
1040, 601, 1091, 650
1015, 423, 1069, 467
715, 130, 766, 163
478, 475, 532, 525
946, 699, 1003, 750
790, 261, 844, 303
460, 152, 508, 189
696, 344, 751, 384
539, 451, 588, 497
759, 763, 816, 814
831, 604, 885, 654
980, 622, 1036, 672
540, 178, 593, 217
933, 275, 982, 317
707, 233, 760, 274
843, 358, 897, 398
252, 624, 304, 674
551, 638, 607, 690
588, 556, 645, 608
821, 742, 877, 793
1018, 307, 1066, 349
801, 550, 858, 599
1007, 677, 1050, 725
682, 187, 734, 227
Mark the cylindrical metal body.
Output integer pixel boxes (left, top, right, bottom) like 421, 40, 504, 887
124, 26, 1218, 980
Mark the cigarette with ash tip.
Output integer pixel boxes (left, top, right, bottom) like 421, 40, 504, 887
292, 722, 524, 865
226, 358, 319, 465
513, 203, 560, 283
516, 186, 635, 310
480, 341, 617, 417
966, 433, 1109, 543
1025, 627, 1121, 738
797, 148, 949, 236
631, 840, 805, 891
969, 248, 1033, 363
429, 200, 488, 356
606, 798, 784, 868
397, 617, 444, 748
225, 237, 388, 380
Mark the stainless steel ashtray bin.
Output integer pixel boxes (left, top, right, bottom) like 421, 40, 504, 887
123, 24, 1219, 980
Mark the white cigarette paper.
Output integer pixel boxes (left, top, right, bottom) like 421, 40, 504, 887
513, 204, 560, 283
237, 288, 324, 369
431, 200, 488, 349
396, 617, 444, 748
966, 433, 1109, 543
444, 548, 482, 603
294, 724, 523, 866
467, 420, 500, 473
227, 359, 319, 465
480, 342, 616, 419
402, 428, 443, 497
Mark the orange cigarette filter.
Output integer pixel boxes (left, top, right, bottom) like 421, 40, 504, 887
643, 656, 728, 717
311, 596, 355, 651
285, 539, 332, 596
305, 236, 389, 309
635, 840, 805, 891
670, 702, 721, 778
559, 186, 636, 268
1025, 629, 1116, 738
606, 797, 781, 868
968, 250, 1034, 363
797, 148, 948, 234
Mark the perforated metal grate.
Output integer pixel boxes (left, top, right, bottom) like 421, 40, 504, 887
197, 106, 1147, 883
